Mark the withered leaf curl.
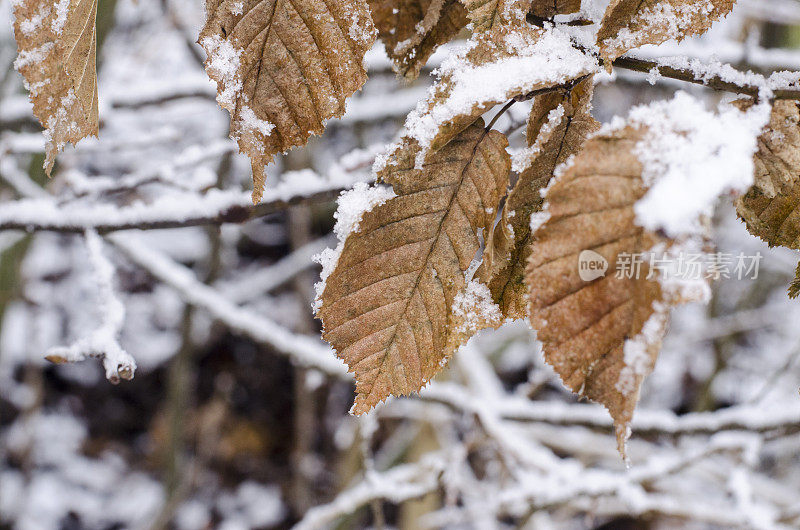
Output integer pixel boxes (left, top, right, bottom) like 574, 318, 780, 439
736, 101, 800, 251
200, 0, 376, 201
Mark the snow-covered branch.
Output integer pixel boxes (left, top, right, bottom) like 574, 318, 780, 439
44, 230, 136, 383
107, 233, 348, 378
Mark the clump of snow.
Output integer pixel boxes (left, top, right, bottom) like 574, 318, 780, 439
614, 92, 769, 238
312, 182, 396, 312
51, 0, 70, 35
331, 181, 396, 240
403, 26, 597, 158
44, 230, 136, 382
19, 3, 50, 36
529, 211, 551, 233
200, 35, 243, 112
616, 301, 669, 397
13, 42, 54, 70
229, 1, 244, 15
452, 280, 502, 335
239, 106, 275, 140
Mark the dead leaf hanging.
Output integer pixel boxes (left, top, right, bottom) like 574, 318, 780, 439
369, 0, 467, 79
597, 0, 737, 65
200, 0, 377, 202
316, 121, 510, 414
525, 119, 717, 453
13, 0, 100, 174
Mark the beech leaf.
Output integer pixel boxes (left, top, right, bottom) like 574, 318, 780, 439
735, 101, 800, 250
597, 0, 736, 65
369, 0, 467, 79
200, 0, 377, 202
13, 0, 99, 175
478, 76, 599, 319
529, 0, 581, 19
525, 123, 707, 453
316, 121, 510, 414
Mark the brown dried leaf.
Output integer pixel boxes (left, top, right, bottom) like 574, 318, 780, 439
461, 0, 530, 31
525, 124, 695, 452
369, 0, 467, 79
405, 23, 596, 154
200, 0, 377, 202
317, 121, 510, 413
790, 262, 800, 299
478, 76, 598, 319
13, 0, 99, 174
529, 0, 581, 19
597, 0, 736, 64
735, 101, 800, 250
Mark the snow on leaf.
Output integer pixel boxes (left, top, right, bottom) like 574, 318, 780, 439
315, 121, 510, 414
368, 0, 467, 79
13, 0, 99, 174
478, 76, 599, 320
400, 24, 597, 160
200, 0, 377, 203
597, 0, 737, 65
462, 0, 529, 32
525, 93, 764, 455
628, 92, 769, 238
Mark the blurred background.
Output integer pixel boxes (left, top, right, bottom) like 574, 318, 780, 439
2, 0, 800, 528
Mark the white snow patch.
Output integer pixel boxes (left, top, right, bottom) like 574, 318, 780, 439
511, 104, 565, 173
602, 0, 717, 52
606, 91, 770, 238
229, 1, 244, 15
14, 42, 54, 69
313, 182, 396, 312
51, 0, 70, 35
239, 106, 275, 138
200, 35, 243, 112
19, 3, 50, 35
452, 280, 502, 335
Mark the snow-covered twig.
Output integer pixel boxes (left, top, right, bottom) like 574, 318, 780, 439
45, 230, 136, 383
292, 452, 449, 530
0, 187, 346, 234
418, 382, 800, 436
107, 233, 348, 378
